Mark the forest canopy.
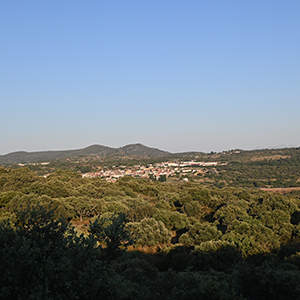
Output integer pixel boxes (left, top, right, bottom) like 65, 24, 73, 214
1, 166, 300, 299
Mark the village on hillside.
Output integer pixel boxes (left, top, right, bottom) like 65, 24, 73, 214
82, 160, 220, 182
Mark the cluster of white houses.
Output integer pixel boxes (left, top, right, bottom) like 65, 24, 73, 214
83, 161, 218, 182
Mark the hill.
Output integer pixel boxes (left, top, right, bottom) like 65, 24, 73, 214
116, 143, 169, 157
0, 143, 170, 165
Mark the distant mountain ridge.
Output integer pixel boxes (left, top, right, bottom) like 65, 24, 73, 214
0, 144, 170, 165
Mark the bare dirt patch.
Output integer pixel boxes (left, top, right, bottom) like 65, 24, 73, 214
128, 245, 159, 255
70, 219, 90, 234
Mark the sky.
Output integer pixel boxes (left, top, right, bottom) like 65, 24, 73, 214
1, 1, 299, 155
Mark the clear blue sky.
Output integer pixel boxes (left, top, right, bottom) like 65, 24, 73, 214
1, 1, 299, 155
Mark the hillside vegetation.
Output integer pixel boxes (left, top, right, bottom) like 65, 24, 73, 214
5, 146, 299, 191
1, 165, 300, 299
0, 143, 170, 165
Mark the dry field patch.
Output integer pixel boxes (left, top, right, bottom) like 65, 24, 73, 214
250, 155, 290, 162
